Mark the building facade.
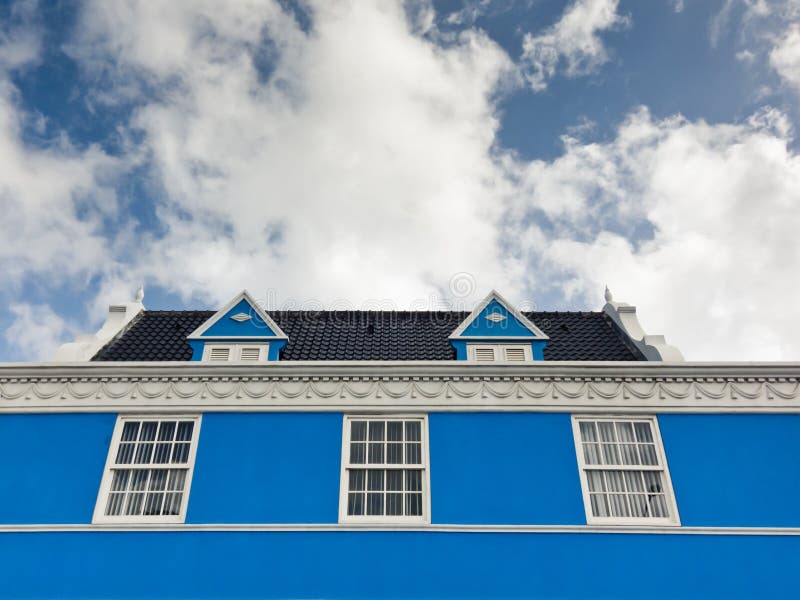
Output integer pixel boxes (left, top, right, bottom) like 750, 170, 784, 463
0, 289, 797, 599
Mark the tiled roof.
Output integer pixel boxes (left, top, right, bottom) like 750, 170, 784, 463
92, 310, 645, 362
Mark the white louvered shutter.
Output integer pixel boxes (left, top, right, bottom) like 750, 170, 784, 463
504, 347, 526, 361
208, 347, 231, 361
474, 347, 496, 362
239, 346, 261, 361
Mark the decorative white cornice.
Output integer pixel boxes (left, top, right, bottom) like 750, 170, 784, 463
0, 361, 798, 413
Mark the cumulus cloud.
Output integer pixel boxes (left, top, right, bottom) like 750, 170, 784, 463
770, 24, 800, 91
508, 107, 800, 360
520, 0, 628, 91
4, 303, 73, 361
69, 0, 518, 309
0, 1, 122, 292
1, 0, 800, 363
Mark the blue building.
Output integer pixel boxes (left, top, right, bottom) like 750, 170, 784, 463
1, 288, 798, 599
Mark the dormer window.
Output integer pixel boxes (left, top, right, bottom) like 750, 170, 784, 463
202, 343, 269, 362
186, 290, 288, 362
468, 344, 532, 362
449, 290, 549, 361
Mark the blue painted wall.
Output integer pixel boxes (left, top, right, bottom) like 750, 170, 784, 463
202, 299, 279, 337
1, 413, 799, 528
2, 531, 797, 599
0, 413, 115, 523
458, 299, 540, 337
430, 413, 585, 524
660, 413, 800, 527
188, 413, 342, 523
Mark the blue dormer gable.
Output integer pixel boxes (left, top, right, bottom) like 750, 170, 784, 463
449, 290, 549, 361
187, 290, 288, 361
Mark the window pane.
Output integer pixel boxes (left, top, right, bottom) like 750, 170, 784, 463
406, 493, 422, 516
640, 444, 659, 466
624, 471, 644, 492
368, 443, 384, 464
167, 469, 186, 491
630, 494, 648, 517
115, 443, 135, 465
153, 443, 171, 464
583, 443, 601, 465
405, 421, 421, 442
367, 470, 384, 491
609, 494, 629, 517
386, 470, 402, 491
134, 443, 153, 464
105, 493, 125, 516
140, 422, 158, 441
157, 421, 176, 441
616, 422, 635, 442
579, 421, 597, 443
605, 470, 625, 492
130, 469, 149, 491
121, 421, 140, 442
601, 444, 620, 465
368, 421, 385, 441
350, 421, 367, 442
405, 442, 421, 465
172, 443, 190, 464
634, 422, 653, 443
589, 493, 609, 517
387, 421, 403, 441
598, 422, 616, 442
347, 493, 365, 516
349, 442, 366, 464
386, 493, 403, 516
149, 470, 167, 491
125, 493, 144, 516
163, 492, 182, 515
143, 492, 164, 515
643, 472, 664, 494
586, 471, 605, 492
348, 469, 366, 491
387, 443, 402, 464
110, 470, 130, 492
176, 421, 194, 442
620, 444, 639, 465
406, 470, 422, 492
366, 493, 384, 515
649, 495, 668, 518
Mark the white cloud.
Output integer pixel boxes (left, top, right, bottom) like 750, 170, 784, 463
4, 303, 73, 361
770, 24, 800, 91
67, 0, 520, 311
0, 1, 121, 291
520, 0, 628, 92
508, 106, 800, 360
2, 0, 800, 364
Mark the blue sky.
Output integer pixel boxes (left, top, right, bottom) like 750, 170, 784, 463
0, 0, 799, 361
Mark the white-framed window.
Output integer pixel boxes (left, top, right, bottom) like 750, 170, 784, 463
93, 415, 202, 524
201, 343, 269, 362
339, 415, 430, 523
467, 343, 531, 362
571, 416, 680, 526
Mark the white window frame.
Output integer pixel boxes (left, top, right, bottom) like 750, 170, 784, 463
338, 414, 431, 524
201, 342, 270, 362
93, 414, 202, 524
467, 343, 532, 362
571, 415, 680, 527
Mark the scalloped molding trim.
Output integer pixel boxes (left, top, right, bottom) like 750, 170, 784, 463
1, 362, 798, 412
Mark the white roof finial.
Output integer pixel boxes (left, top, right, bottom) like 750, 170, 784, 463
135, 284, 144, 303
604, 285, 613, 303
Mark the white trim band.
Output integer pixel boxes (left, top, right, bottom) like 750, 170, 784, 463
1, 523, 798, 535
